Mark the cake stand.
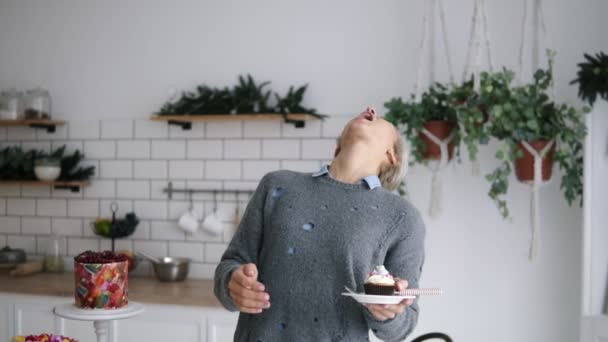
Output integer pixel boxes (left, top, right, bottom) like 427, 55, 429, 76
53, 302, 144, 342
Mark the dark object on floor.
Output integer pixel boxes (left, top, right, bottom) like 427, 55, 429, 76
411, 332, 453, 342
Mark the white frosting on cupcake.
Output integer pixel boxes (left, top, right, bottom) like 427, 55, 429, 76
365, 265, 395, 286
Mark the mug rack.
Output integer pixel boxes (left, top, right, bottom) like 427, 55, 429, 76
162, 181, 254, 200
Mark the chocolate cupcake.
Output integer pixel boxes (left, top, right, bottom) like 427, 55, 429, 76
364, 265, 395, 295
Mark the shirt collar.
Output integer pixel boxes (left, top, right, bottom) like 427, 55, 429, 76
312, 164, 382, 190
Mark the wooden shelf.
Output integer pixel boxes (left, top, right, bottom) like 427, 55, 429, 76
0, 180, 89, 192
151, 113, 321, 130
0, 119, 65, 133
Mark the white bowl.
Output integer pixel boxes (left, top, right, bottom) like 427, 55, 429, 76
34, 165, 61, 181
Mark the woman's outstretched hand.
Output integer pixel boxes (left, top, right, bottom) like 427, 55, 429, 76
365, 277, 414, 321
228, 263, 271, 314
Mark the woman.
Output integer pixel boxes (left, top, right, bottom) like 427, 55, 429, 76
214, 107, 425, 342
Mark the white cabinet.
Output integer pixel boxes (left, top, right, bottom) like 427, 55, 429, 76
0, 292, 238, 342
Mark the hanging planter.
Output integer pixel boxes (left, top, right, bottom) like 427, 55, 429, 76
514, 140, 555, 182
419, 120, 457, 161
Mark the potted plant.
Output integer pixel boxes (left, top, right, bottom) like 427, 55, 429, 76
385, 82, 461, 164
571, 51, 608, 106
483, 53, 588, 218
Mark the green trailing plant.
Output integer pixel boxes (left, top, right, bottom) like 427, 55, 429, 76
452, 69, 515, 162
384, 82, 461, 164
483, 51, 588, 218
158, 74, 325, 119
0, 145, 95, 181
571, 52, 608, 106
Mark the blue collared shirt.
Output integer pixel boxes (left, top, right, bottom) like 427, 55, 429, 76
311, 164, 382, 190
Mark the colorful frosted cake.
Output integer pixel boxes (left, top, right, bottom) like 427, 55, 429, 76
364, 265, 396, 295
11, 334, 77, 342
74, 250, 129, 309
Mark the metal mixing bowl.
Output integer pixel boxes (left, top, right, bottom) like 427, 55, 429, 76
151, 257, 191, 282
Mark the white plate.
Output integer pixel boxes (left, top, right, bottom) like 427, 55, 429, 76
341, 292, 415, 305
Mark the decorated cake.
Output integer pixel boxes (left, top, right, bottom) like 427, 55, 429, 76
74, 250, 129, 309
364, 265, 396, 295
11, 334, 77, 342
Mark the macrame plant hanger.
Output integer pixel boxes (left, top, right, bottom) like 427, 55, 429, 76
413, 0, 454, 218
516, 0, 553, 260
462, 0, 495, 176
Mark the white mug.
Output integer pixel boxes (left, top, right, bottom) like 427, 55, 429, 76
201, 211, 222, 236
178, 209, 200, 234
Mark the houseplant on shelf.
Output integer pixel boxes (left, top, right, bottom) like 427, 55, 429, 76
483, 52, 588, 219
571, 51, 608, 106
384, 82, 461, 165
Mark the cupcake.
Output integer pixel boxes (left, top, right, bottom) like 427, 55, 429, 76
364, 265, 395, 295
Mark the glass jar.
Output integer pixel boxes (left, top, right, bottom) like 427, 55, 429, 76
0, 88, 24, 120
44, 234, 65, 273
23, 87, 51, 120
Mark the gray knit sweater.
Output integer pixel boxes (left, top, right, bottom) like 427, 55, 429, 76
214, 170, 426, 342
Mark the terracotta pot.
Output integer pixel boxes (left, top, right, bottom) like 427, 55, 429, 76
514, 140, 556, 182
418, 120, 456, 161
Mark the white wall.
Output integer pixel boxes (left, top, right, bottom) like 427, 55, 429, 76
0, 1, 605, 342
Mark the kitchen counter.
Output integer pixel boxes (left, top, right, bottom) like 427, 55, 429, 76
0, 272, 223, 308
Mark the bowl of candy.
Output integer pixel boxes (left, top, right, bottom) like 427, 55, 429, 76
11, 333, 78, 342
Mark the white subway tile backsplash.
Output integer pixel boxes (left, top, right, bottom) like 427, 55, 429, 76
7, 199, 36, 216
205, 121, 242, 138
169, 160, 204, 179
134, 201, 167, 220
84, 180, 116, 199
302, 139, 336, 159
69, 121, 100, 139
21, 185, 51, 198
117, 141, 150, 159
101, 120, 133, 139
188, 263, 216, 279
169, 241, 204, 261
135, 120, 168, 139
117, 180, 150, 199
243, 161, 279, 180
150, 221, 186, 241
205, 161, 241, 180
168, 200, 204, 220
280, 160, 321, 173
68, 199, 99, 218
52, 218, 83, 236
321, 115, 349, 138
169, 122, 205, 138
37, 199, 67, 216
0, 217, 20, 234
134, 160, 167, 179
133, 240, 167, 258
21, 217, 51, 235
100, 199, 133, 218
281, 119, 321, 138
185, 180, 222, 200
185, 228, 222, 243
100, 160, 133, 179
152, 140, 186, 159
151, 180, 183, 200
52, 140, 84, 153
0, 199, 5, 215
224, 139, 261, 159
129, 220, 150, 240
243, 120, 281, 138
7, 126, 37, 140
37, 124, 68, 140
100, 239, 132, 252
68, 237, 100, 255
187, 140, 223, 159
204, 243, 228, 263
21, 141, 51, 153
263, 139, 300, 159
84, 141, 116, 159
8, 235, 36, 254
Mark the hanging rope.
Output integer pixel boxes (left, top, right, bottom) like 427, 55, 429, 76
517, 0, 550, 84
421, 129, 455, 218
520, 140, 555, 260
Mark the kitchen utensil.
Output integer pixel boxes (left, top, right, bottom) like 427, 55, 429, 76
151, 257, 191, 282
135, 251, 160, 264
0, 246, 26, 264
178, 190, 200, 233
202, 190, 222, 235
